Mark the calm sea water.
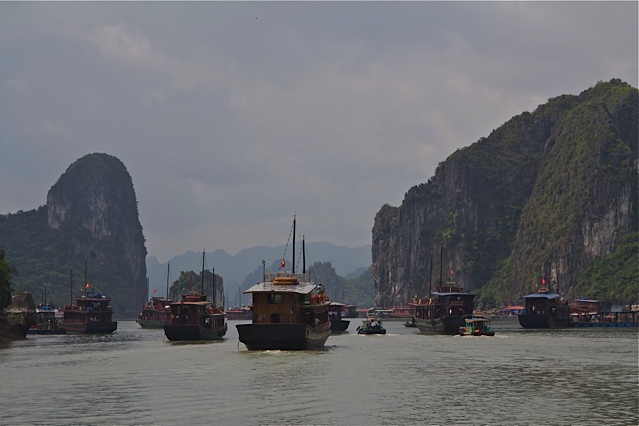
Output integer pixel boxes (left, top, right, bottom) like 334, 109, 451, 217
1, 319, 637, 425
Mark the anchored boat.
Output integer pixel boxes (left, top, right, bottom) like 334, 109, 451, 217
329, 302, 350, 333
518, 278, 570, 329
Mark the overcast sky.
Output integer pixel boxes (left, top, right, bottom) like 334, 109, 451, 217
1, 2, 637, 263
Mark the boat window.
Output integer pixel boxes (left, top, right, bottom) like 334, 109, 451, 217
267, 294, 283, 304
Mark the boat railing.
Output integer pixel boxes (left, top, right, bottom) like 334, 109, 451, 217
64, 304, 112, 312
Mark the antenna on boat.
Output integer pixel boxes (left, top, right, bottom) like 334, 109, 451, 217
292, 214, 296, 274
439, 243, 443, 288
302, 235, 306, 274
69, 269, 73, 305
84, 260, 88, 293
428, 252, 433, 298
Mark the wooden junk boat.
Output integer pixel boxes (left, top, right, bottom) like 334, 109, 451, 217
164, 294, 227, 340
236, 216, 331, 350
328, 302, 350, 333
137, 263, 172, 329
225, 307, 252, 320
409, 271, 475, 335
28, 303, 64, 335
518, 278, 570, 329
163, 252, 227, 341
137, 296, 171, 329
60, 292, 117, 335
60, 265, 117, 335
28, 285, 63, 335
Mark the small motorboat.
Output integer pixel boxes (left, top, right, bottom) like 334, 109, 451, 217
459, 316, 495, 336
357, 317, 386, 335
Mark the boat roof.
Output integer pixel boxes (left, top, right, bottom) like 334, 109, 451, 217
433, 291, 474, 297
522, 293, 561, 299
243, 281, 317, 295
329, 302, 346, 306
171, 300, 210, 306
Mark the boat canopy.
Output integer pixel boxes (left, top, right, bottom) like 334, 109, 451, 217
243, 281, 316, 295
522, 293, 561, 299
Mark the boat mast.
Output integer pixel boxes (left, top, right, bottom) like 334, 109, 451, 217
212, 267, 216, 307
201, 250, 205, 295
302, 235, 306, 274
439, 243, 443, 288
84, 260, 88, 293
69, 269, 73, 305
166, 262, 170, 300
428, 252, 433, 298
292, 215, 296, 274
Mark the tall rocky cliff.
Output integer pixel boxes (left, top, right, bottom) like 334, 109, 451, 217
372, 79, 638, 308
0, 153, 148, 315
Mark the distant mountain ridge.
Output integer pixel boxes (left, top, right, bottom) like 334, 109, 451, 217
146, 242, 372, 303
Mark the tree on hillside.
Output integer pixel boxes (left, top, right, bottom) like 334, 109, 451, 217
0, 247, 17, 309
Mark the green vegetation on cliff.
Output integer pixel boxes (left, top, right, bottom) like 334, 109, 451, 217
0, 153, 148, 315
574, 233, 638, 305
373, 79, 638, 309
0, 247, 17, 310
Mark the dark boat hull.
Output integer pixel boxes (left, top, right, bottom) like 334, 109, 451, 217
236, 323, 330, 350
415, 315, 464, 335
518, 314, 569, 329
163, 324, 227, 341
330, 319, 350, 333
60, 321, 117, 335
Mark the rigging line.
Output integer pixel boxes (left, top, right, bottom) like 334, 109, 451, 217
279, 219, 295, 271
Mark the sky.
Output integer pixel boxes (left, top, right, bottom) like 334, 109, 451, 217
1, 2, 637, 263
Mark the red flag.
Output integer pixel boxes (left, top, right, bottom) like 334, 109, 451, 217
153, 289, 157, 293
450, 269, 454, 276
280, 258, 286, 268
85, 283, 89, 289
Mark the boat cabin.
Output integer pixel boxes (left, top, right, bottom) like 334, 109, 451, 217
63, 294, 114, 324
522, 293, 569, 317
169, 294, 225, 329
247, 275, 329, 326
